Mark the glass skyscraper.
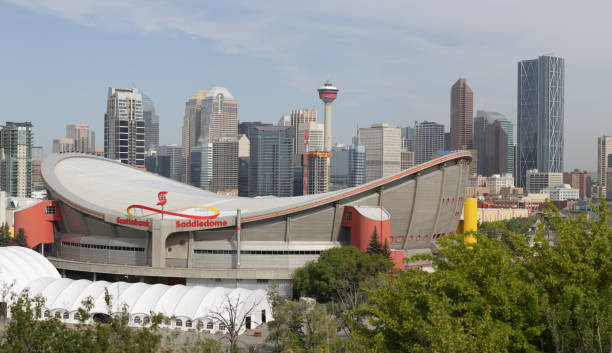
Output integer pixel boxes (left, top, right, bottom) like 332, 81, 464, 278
517, 55, 564, 187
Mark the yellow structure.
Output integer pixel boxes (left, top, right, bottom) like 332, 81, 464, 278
455, 198, 477, 244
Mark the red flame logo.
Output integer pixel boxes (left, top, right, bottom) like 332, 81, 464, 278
157, 191, 168, 206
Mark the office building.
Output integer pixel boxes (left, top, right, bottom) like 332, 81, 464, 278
157, 145, 183, 182
484, 121, 508, 176
597, 136, 612, 196
201, 87, 238, 143
0, 122, 33, 197
400, 126, 415, 152
517, 55, 565, 187
450, 78, 473, 150
414, 121, 445, 165
401, 150, 415, 170
142, 92, 160, 153
526, 170, 563, 194
330, 144, 366, 191
52, 138, 74, 153
485, 174, 514, 194
211, 138, 238, 195
66, 124, 90, 153
32, 146, 43, 162
473, 110, 507, 175
304, 152, 331, 194
239, 121, 272, 140
563, 169, 591, 199
543, 184, 580, 201
145, 150, 157, 173
358, 123, 401, 182
248, 126, 294, 197
182, 90, 208, 183
296, 122, 324, 157
190, 143, 213, 190
104, 87, 145, 167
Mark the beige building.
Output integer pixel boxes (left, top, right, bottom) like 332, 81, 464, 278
478, 208, 529, 223
181, 90, 208, 183
526, 170, 563, 194
66, 124, 91, 153
485, 173, 514, 194
359, 123, 401, 182
597, 136, 612, 197
296, 122, 324, 156
401, 150, 415, 170
52, 138, 75, 153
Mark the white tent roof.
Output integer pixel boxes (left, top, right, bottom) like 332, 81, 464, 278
0, 247, 272, 333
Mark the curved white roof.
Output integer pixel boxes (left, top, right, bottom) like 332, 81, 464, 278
206, 86, 234, 99
0, 247, 272, 333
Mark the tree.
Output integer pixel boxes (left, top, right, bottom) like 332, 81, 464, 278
350, 202, 612, 352
205, 293, 262, 352
14, 228, 27, 248
0, 223, 11, 247
366, 227, 383, 255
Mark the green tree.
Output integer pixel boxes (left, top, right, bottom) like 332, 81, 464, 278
366, 227, 383, 255
14, 228, 27, 248
351, 203, 612, 353
0, 223, 11, 247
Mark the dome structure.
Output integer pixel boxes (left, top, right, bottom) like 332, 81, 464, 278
0, 247, 272, 334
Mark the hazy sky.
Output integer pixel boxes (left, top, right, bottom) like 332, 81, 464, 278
1, 0, 611, 172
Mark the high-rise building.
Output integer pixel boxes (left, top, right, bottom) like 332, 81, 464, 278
450, 78, 474, 150
211, 138, 238, 195
248, 126, 294, 197
517, 55, 565, 187
359, 123, 401, 182
239, 121, 272, 140
401, 150, 415, 170
304, 152, 331, 194
473, 110, 507, 175
32, 146, 43, 162
296, 122, 324, 156
66, 124, 90, 153
182, 90, 208, 183
90, 131, 95, 152
414, 121, 445, 165
484, 121, 508, 176
330, 144, 366, 191
142, 92, 160, 153
526, 170, 563, 194
190, 143, 213, 190
400, 126, 415, 152
157, 145, 183, 181
0, 122, 33, 197
201, 87, 238, 143
104, 87, 145, 167
563, 169, 591, 199
597, 136, 612, 196
52, 138, 75, 153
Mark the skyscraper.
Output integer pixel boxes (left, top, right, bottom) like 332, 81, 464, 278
358, 123, 401, 182
52, 138, 75, 153
200, 87, 239, 194
104, 87, 145, 167
181, 90, 208, 183
400, 126, 415, 152
157, 145, 183, 182
450, 78, 474, 150
0, 122, 33, 197
248, 126, 294, 197
296, 122, 324, 157
330, 144, 366, 190
597, 136, 612, 196
190, 143, 213, 190
474, 110, 505, 175
66, 124, 90, 153
517, 55, 565, 187
484, 121, 508, 176
142, 92, 160, 153
414, 121, 445, 165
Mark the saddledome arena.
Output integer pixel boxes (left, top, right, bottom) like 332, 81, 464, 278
38, 152, 471, 296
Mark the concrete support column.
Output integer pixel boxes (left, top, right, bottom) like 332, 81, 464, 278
151, 220, 173, 268
187, 231, 194, 268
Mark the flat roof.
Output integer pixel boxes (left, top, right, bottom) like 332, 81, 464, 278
42, 152, 471, 222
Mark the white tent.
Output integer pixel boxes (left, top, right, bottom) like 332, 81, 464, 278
0, 247, 272, 333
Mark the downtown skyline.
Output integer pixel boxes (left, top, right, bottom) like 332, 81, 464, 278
2, 1, 612, 172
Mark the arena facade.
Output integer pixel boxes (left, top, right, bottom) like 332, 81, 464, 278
24, 152, 471, 296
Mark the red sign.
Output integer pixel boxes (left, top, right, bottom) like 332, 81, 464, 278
116, 217, 150, 227
157, 191, 168, 206
175, 219, 228, 228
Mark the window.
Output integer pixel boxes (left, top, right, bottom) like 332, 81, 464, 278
207, 322, 214, 330
219, 323, 226, 331
186, 320, 192, 328
45, 205, 56, 215
134, 316, 141, 324
55, 311, 61, 319
175, 319, 182, 327
256, 279, 269, 284
63, 312, 69, 320
44, 310, 50, 318
74, 313, 81, 321
346, 212, 352, 221
143, 316, 150, 325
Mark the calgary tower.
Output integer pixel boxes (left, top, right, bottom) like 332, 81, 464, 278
317, 80, 339, 152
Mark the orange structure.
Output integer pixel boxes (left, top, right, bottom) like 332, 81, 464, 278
13, 201, 62, 249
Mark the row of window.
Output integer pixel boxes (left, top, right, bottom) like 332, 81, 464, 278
62, 241, 145, 252
194, 249, 322, 255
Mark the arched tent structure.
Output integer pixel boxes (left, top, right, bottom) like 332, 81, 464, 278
0, 247, 272, 334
